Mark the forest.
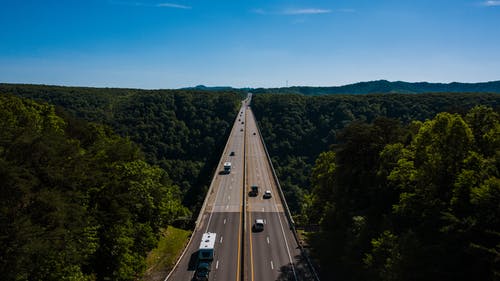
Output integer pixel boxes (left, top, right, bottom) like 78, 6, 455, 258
1, 83, 499, 280
252, 94, 499, 280
251, 93, 499, 219
252, 80, 500, 95
0, 84, 243, 210
0, 94, 188, 280
0, 84, 242, 281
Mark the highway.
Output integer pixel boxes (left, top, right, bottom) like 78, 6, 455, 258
167, 94, 315, 281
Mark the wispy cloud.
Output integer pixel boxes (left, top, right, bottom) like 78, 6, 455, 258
252, 7, 353, 16
252, 8, 332, 15
283, 8, 332, 15
156, 2, 191, 9
109, 1, 191, 9
482, 0, 500, 6
251, 8, 267, 15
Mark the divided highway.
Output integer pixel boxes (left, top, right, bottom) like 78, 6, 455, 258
167, 95, 316, 281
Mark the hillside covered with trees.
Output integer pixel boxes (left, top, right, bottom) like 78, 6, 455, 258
252, 93, 499, 218
309, 106, 499, 280
0, 84, 243, 210
0, 94, 188, 280
252, 80, 500, 95
252, 93, 499, 280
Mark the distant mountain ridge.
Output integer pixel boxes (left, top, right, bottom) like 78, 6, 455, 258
252, 80, 500, 95
3, 80, 500, 94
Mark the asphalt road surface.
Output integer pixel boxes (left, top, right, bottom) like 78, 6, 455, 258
167, 95, 314, 281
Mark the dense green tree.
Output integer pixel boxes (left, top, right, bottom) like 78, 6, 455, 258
0, 94, 188, 281
308, 106, 499, 281
252, 93, 499, 222
0, 84, 243, 211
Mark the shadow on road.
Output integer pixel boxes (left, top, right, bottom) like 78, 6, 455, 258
276, 253, 315, 281
187, 251, 198, 271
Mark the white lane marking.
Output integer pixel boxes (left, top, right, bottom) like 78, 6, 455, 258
226, 205, 229, 209
220, 236, 223, 243
228, 195, 231, 201
270, 260, 274, 270
205, 169, 224, 233
262, 208, 265, 212
274, 211, 298, 280
216, 260, 219, 269
267, 236, 270, 244
264, 219, 267, 224
223, 218, 227, 224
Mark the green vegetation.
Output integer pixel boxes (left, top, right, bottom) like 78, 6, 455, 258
308, 106, 499, 281
0, 84, 242, 280
2, 83, 499, 280
142, 226, 191, 281
253, 93, 499, 280
0, 94, 188, 280
0, 83, 243, 210
252, 93, 499, 222
252, 80, 500, 95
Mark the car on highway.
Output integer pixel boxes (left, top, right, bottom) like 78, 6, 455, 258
240, 128, 243, 132
253, 219, 264, 232
250, 185, 259, 196
230, 151, 235, 156
253, 132, 256, 135
263, 190, 272, 199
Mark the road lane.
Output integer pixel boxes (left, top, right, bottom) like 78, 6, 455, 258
245, 105, 313, 281
167, 99, 248, 281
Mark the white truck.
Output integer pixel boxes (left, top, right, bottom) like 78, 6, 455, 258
195, 232, 216, 281
223, 162, 231, 174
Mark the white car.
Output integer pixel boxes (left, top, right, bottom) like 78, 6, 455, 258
263, 190, 272, 199
254, 219, 264, 232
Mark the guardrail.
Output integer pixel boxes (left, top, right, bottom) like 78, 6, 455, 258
252, 108, 321, 281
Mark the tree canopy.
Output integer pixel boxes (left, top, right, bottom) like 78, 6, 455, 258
252, 93, 499, 221
0, 84, 243, 209
0, 94, 188, 280
308, 106, 499, 281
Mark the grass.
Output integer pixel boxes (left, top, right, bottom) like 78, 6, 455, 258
140, 226, 192, 281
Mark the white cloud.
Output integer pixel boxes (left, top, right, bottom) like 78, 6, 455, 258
251, 7, 337, 16
283, 8, 331, 15
109, 1, 191, 9
156, 2, 191, 9
483, 0, 500, 6
251, 8, 267, 15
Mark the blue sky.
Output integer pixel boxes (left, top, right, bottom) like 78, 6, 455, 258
1, 0, 500, 88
